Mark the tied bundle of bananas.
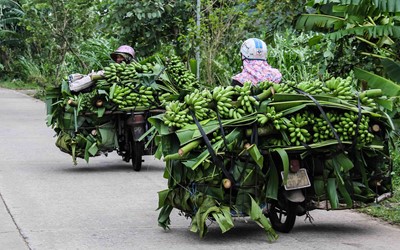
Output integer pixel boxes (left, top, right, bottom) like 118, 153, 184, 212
256, 80, 274, 93
257, 106, 282, 126
111, 85, 155, 109
184, 89, 215, 121
163, 100, 191, 128
358, 89, 382, 110
296, 80, 324, 95
285, 112, 312, 146
267, 137, 288, 147
334, 111, 374, 143
312, 112, 338, 143
212, 86, 235, 119
234, 82, 260, 114
165, 55, 198, 90
103, 62, 127, 82
323, 76, 353, 100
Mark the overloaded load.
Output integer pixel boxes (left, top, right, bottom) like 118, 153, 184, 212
150, 77, 395, 241
45, 55, 199, 164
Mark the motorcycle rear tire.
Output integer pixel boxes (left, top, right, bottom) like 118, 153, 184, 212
130, 141, 144, 172
268, 200, 297, 233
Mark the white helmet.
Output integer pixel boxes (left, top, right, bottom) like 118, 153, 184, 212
240, 38, 267, 60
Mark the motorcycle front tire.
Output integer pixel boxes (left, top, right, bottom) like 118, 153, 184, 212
130, 141, 144, 171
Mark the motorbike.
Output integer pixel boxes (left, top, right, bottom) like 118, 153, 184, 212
114, 108, 164, 171
264, 139, 393, 233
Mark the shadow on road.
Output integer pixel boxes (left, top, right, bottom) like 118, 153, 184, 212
292, 221, 369, 234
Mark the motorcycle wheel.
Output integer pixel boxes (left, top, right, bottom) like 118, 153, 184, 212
130, 141, 144, 171
268, 200, 297, 233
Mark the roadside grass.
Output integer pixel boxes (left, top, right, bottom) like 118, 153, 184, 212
359, 184, 400, 225
0, 79, 44, 99
360, 149, 400, 226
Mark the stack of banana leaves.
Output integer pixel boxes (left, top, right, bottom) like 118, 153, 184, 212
45, 55, 199, 164
149, 77, 396, 241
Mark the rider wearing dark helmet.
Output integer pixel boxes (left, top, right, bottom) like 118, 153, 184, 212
69, 45, 135, 92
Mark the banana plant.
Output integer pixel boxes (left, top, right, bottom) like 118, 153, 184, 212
296, 0, 400, 123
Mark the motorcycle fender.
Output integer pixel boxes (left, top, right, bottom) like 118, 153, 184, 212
283, 190, 305, 203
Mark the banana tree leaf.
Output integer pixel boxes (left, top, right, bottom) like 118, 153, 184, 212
354, 67, 400, 97
176, 120, 218, 145
148, 114, 173, 135
327, 178, 339, 209
157, 189, 170, 209
314, 176, 325, 197
158, 205, 173, 230
84, 140, 93, 162
246, 144, 264, 169
375, 98, 394, 111
335, 153, 354, 172
97, 107, 106, 117
249, 196, 278, 242
265, 159, 279, 200
273, 93, 343, 103
272, 148, 289, 185
211, 206, 234, 233
88, 142, 99, 156
337, 178, 353, 208
183, 129, 241, 170
382, 58, 400, 83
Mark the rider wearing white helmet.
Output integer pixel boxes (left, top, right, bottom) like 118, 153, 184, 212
232, 38, 281, 86
69, 45, 136, 92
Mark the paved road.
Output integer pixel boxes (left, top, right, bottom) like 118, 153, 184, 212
1, 87, 400, 250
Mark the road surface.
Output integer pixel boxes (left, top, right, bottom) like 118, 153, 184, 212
1, 87, 399, 250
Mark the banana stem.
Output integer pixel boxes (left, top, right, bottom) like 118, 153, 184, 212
256, 87, 273, 102
245, 125, 277, 137
164, 139, 202, 161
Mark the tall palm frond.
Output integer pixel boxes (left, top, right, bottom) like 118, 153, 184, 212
313, 0, 400, 13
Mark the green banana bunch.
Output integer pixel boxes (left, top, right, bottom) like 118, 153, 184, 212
257, 106, 282, 126
323, 76, 354, 100
184, 89, 215, 121
212, 86, 236, 119
165, 55, 198, 91
285, 112, 312, 146
267, 137, 288, 147
296, 80, 324, 95
312, 112, 338, 143
163, 100, 191, 128
103, 62, 128, 82
111, 85, 155, 109
255, 80, 274, 94
234, 82, 260, 114
334, 111, 374, 143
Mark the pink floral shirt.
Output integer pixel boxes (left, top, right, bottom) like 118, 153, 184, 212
232, 59, 282, 85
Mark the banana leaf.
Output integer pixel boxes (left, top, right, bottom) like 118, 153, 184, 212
265, 157, 279, 200
272, 148, 289, 185
211, 206, 234, 233
245, 144, 264, 169
175, 115, 255, 145
337, 178, 353, 208
327, 178, 339, 209
314, 176, 325, 197
182, 129, 242, 170
382, 58, 400, 83
158, 205, 173, 230
249, 196, 278, 242
354, 67, 400, 97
